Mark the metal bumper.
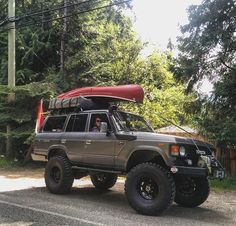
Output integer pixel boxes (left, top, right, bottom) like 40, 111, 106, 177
170, 165, 225, 179
170, 166, 208, 177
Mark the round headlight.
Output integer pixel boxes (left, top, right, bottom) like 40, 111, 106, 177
179, 146, 186, 157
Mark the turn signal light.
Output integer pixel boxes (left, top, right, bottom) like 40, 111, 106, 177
170, 145, 180, 156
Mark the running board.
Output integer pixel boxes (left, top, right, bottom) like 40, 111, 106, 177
71, 166, 122, 174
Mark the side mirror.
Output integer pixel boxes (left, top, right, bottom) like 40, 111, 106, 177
100, 122, 108, 133
108, 105, 118, 115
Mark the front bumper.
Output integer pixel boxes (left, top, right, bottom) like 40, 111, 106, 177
171, 166, 208, 177
170, 165, 225, 179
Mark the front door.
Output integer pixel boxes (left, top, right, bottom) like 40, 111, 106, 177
82, 113, 116, 167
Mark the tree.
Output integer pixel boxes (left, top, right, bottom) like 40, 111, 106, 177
0, 83, 56, 159
176, 0, 236, 148
121, 52, 195, 129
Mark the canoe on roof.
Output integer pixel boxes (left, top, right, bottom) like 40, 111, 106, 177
57, 84, 144, 103
48, 84, 144, 110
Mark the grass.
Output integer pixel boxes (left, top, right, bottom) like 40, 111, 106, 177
0, 155, 19, 168
210, 177, 236, 192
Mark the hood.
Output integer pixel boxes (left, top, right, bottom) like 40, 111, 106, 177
134, 132, 214, 148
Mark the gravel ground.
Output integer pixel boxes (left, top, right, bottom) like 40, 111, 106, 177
0, 169, 235, 226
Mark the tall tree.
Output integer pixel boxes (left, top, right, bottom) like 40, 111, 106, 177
176, 0, 236, 147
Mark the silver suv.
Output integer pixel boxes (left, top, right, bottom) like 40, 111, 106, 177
32, 108, 224, 216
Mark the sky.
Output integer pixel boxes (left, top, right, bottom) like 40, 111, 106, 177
128, 0, 202, 52
125, 0, 213, 94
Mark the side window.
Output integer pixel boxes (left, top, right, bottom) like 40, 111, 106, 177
43, 116, 66, 132
66, 114, 88, 132
89, 113, 111, 132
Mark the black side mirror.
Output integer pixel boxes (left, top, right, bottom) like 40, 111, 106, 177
106, 130, 112, 137
108, 105, 118, 115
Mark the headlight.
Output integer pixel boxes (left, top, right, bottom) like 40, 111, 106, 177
179, 146, 186, 157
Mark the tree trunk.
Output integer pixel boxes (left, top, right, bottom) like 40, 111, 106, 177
230, 149, 236, 177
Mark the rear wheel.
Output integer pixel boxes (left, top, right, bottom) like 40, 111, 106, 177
45, 156, 74, 194
90, 173, 117, 190
174, 176, 210, 207
125, 163, 175, 216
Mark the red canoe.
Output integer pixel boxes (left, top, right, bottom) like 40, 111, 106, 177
57, 84, 144, 103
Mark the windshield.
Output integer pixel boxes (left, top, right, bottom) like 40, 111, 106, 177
113, 111, 154, 133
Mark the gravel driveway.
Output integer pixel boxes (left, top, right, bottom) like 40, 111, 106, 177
0, 169, 235, 226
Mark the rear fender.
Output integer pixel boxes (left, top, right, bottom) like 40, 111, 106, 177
47, 145, 69, 160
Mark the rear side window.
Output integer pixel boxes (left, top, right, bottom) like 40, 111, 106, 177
43, 116, 66, 132
66, 114, 88, 132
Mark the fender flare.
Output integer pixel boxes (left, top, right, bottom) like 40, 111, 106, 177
47, 145, 69, 160
125, 145, 171, 171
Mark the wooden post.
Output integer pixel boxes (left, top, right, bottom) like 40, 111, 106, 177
60, 0, 68, 74
6, 0, 16, 159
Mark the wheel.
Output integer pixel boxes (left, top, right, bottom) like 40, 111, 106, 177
90, 173, 117, 190
125, 163, 175, 216
45, 156, 74, 194
174, 176, 210, 207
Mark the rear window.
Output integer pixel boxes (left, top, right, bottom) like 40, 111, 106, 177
66, 114, 88, 132
43, 116, 67, 132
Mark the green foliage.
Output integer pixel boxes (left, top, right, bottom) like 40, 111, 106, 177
0, 83, 56, 158
196, 72, 236, 144
0, 156, 18, 168
176, 0, 236, 90
120, 52, 195, 129
176, 0, 236, 146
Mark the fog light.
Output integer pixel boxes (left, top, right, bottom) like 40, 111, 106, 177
187, 159, 192, 165
198, 159, 206, 168
170, 166, 178, 174
179, 146, 186, 157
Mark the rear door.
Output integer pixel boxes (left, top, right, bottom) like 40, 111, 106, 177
61, 113, 88, 163
34, 115, 67, 155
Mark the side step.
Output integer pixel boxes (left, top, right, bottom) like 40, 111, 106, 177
71, 166, 123, 174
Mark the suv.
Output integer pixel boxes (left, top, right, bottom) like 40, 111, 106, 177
32, 108, 224, 215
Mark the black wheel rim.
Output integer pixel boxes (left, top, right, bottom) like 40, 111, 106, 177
178, 178, 196, 196
50, 166, 61, 184
96, 174, 107, 182
137, 176, 159, 200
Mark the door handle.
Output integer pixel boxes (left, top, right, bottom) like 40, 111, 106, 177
61, 139, 67, 144
118, 141, 125, 145
86, 140, 92, 145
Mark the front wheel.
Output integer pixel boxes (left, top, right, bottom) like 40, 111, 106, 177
174, 176, 210, 207
125, 163, 175, 216
90, 173, 117, 190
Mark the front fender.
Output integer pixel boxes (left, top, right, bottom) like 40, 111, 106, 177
125, 145, 172, 170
